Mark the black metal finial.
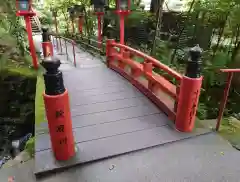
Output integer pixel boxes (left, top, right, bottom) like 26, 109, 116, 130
42, 57, 65, 95
42, 27, 51, 42
186, 44, 202, 78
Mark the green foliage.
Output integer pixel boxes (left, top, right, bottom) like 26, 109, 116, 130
35, 75, 47, 125
0, 0, 29, 72
25, 137, 35, 157
197, 103, 208, 120
39, 11, 53, 26
125, 11, 152, 26
155, 39, 172, 65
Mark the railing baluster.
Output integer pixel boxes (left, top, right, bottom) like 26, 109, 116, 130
65, 39, 68, 60
143, 62, 153, 90
72, 41, 76, 67
216, 72, 234, 131
59, 38, 63, 54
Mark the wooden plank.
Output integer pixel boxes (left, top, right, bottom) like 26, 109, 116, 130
36, 104, 162, 136
35, 126, 211, 175
71, 104, 161, 128
69, 88, 143, 106
35, 113, 169, 152
70, 97, 152, 116
68, 83, 138, 97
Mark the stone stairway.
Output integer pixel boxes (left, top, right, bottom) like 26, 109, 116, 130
30, 16, 42, 34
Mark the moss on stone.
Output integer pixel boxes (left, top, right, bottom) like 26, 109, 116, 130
35, 75, 46, 126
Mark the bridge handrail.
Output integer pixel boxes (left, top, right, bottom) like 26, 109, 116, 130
220, 69, 240, 73
216, 68, 240, 131
79, 36, 106, 53
111, 41, 183, 81
50, 34, 77, 67
106, 39, 184, 119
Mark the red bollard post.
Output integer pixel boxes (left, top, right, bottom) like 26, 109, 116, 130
115, 1, 130, 52
119, 13, 125, 45
24, 15, 38, 69
96, 12, 104, 48
106, 39, 116, 67
42, 28, 53, 58
175, 45, 203, 132
78, 15, 84, 34
216, 72, 233, 131
42, 57, 75, 160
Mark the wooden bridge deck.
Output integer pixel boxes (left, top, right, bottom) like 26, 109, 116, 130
34, 43, 210, 176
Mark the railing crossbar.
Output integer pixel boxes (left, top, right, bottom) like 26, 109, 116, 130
111, 42, 182, 81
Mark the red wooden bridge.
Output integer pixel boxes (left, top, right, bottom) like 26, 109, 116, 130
34, 35, 214, 176
12, 1, 240, 180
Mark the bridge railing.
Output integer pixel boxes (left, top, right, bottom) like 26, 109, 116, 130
216, 69, 240, 131
76, 35, 106, 55
51, 34, 77, 67
106, 39, 183, 120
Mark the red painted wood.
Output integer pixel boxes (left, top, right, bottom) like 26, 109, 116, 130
44, 90, 75, 161
220, 69, 240, 73
97, 14, 102, 48
175, 76, 203, 132
150, 75, 177, 99
78, 16, 84, 34
216, 72, 233, 131
111, 42, 182, 81
24, 16, 38, 69
109, 62, 176, 120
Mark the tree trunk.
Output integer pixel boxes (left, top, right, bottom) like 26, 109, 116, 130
211, 13, 230, 62
151, 0, 164, 57
150, 0, 160, 14
232, 41, 240, 62
170, 0, 197, 63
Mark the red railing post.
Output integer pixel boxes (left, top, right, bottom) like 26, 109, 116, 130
175, 45, 203, 132
120, 50, 129, 69
72, 41, 76, 67
97, 13, 103, 48
143, 62, 153, 90
216, 72, 233, 131
42, 57, 75, 161
119, 13, 125, 45
174, 85, 180, 113
106, 39, 115, 67
64, 39, 68, 60
59, 37, 63, 54
78, 16, 84, 34
54, 15, 59, 51
24, 15, 38, 69
56, 37, 60, 51
42, 28, 53, 58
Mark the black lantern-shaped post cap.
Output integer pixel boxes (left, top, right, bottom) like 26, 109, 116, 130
186, 44, 203, 78
41, 57, 61, 73
68, 6, 75, 19
18, 0, 30, 11
116, 0, 129, 11
74, 4, 85, 16
91, 0, 107, 12
41, 57, 65, 95
42, 27, 51, 42
189, 44, 203, 62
